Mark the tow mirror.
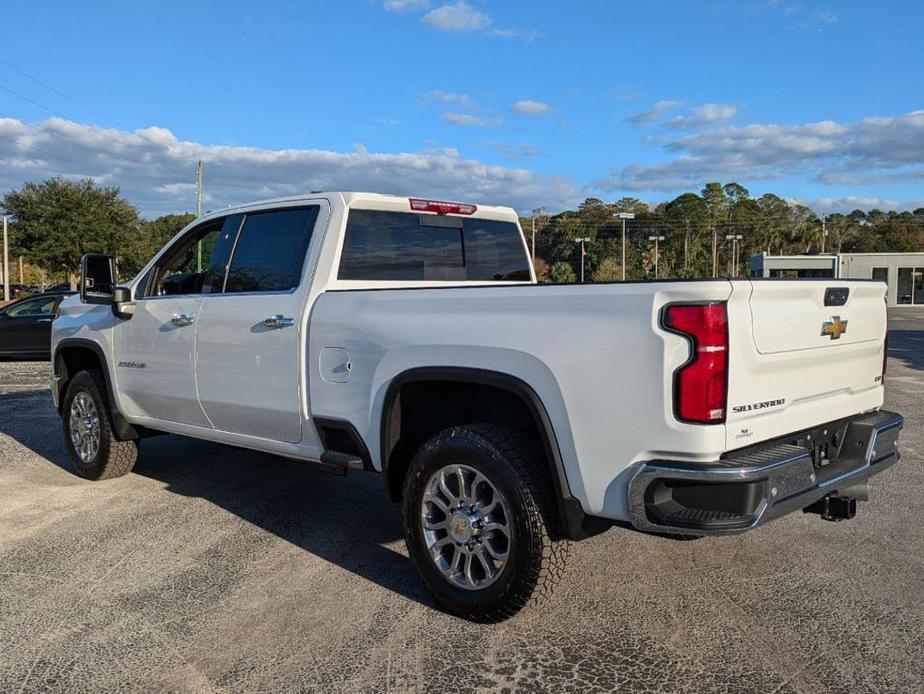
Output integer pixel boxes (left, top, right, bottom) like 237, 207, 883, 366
79, 254, 117, 305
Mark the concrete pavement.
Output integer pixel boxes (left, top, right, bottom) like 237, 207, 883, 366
1, 311, 922, 692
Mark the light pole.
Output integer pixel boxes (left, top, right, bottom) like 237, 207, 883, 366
616, 212, 635, 281
574, 237, 590, 283
725, 234, 742, 277
648, 235, 665, 279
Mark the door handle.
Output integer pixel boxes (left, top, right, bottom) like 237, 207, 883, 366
171, 313, 195, 327
264, 315, 295, 328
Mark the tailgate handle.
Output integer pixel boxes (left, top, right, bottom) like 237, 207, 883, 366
824, 287, 849, 307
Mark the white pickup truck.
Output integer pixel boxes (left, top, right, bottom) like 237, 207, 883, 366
52, 192, 903, 621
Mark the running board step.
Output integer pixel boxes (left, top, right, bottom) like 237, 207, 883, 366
317, 450, 366, 475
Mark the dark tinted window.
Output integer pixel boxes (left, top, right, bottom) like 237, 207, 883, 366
338, 210, 529, 281
5, 295, 58, 317
225, 207, 319, 293
148, 216, 240, 297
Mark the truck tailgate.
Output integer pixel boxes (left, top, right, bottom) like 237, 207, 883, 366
725, 279, 887, 450
750, 280, 886, 353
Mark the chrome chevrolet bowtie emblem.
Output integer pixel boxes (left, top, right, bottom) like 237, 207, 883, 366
821, 316, 848, 340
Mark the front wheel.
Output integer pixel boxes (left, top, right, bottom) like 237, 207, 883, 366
402, 424, 570, 622
62, 370, 139, 480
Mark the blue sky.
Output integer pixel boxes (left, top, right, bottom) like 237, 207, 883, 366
1, 0, 922, 216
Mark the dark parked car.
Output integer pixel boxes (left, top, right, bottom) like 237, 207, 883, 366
0, 292, 74, 359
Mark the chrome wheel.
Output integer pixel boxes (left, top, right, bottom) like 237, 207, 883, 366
420, 464, 511, 590
69, 392, 100, 463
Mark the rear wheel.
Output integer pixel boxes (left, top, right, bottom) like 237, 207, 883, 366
402, 424, 570, 622
62, 370, 138, 480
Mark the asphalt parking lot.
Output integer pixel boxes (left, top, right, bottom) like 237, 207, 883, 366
1, 310, 922, 693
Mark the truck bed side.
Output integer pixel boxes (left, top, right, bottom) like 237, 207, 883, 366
308, 280, 735, 521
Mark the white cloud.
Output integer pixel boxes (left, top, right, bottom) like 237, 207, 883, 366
421, 2, 490, 33
0, 117, 578, 216
808, 196, 924, 213
487, 27, 543, 40
510, 100, 550, 116
627, 100, 683, 125
668, 103, 738, 129
479, 141, 545, 161
815, 10, 838, 24
384, 0, 430, 10
383, 0, 430, 11
420, 90, 475, 110
441, 112, 500, 127
599, 109, 924, 192
405, 1, 539, 40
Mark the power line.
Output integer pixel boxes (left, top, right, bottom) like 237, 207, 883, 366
0, 60, 183, 155
0, 56, 129, 130
0, 61, 203, 208
0, 132, 89, 170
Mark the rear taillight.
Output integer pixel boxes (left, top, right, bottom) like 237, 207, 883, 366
664, 302, 728, 424
409, 198, 477, 215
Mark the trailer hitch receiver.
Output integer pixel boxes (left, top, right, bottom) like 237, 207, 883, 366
804, 495, 857, 522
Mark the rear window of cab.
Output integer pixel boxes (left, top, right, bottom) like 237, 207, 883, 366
338, 210, 530, 282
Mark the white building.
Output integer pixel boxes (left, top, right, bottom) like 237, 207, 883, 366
750, 252, 924, 307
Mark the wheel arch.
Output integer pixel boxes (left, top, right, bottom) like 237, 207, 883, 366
379, 366, 608, 540
54, 338, 141, 441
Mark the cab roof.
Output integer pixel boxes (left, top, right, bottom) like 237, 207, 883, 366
203, 191, 520, 222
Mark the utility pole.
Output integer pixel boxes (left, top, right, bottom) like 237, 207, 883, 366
820, 214, 827, 253
616, 212, 635, 281
725, 234, 743, 277
19, 255, 23, 284
574, 237, 590, 283
196, 160, 203, 218
648, 235, 665, 279
711, 227, 718, 278
2, 216, 9, 302
196, 161, 203, 271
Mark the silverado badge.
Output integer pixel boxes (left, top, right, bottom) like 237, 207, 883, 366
821, 316, 848, 340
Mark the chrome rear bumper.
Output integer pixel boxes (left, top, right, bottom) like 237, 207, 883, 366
628, 410, 904, 536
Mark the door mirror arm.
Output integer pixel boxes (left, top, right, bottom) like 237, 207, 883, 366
112, 286, 135, 320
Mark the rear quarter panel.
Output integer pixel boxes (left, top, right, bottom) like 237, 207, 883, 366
308, 281, 733, 520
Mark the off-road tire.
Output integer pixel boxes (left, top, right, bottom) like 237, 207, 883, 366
62, 369, 139, 480
402, 423, 570, 622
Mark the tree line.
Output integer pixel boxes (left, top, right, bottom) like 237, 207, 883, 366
1, 178, 194, 288
526, 182, 924, 283
2, 177, 923, 289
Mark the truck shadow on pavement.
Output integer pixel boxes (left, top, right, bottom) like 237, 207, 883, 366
889, 329, 924, 372
134, 435, 440, 610
0, 392, 439, 612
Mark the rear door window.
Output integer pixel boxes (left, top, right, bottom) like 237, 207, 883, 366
338, 210, 530, 282
224, 207, 319, 293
